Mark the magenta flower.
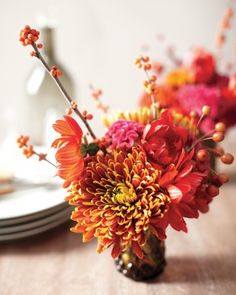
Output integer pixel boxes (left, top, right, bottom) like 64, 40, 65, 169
104, 120, 144, 150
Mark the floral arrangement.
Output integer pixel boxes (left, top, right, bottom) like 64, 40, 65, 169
140, 7, 236, 134
18, 23, 234, 280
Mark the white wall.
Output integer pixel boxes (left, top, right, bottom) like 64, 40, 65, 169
0, 0, 235, 139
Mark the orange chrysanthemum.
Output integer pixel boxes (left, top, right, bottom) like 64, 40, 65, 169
52, 115, 84, 188
67, 148, 170, 259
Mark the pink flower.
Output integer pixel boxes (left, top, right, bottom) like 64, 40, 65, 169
104, 120, 144, 150
176, 84, 221, 132
142, 111, 188, 168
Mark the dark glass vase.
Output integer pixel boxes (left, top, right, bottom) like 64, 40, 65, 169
115, 233, 166, 281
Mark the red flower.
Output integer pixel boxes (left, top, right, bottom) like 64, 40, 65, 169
154, 148, 206, 233
142, 111, 188, 168
183, 48, 216, 83
52, 115, 84, 188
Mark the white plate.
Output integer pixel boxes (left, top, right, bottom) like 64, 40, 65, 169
0, 185, 67, 222
0, 201, 69, 227
0, 206, 72, 234
0, 211, 72, 242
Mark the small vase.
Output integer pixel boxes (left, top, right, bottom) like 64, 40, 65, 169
115, 233, 166, 281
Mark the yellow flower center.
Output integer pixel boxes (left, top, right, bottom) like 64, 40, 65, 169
111, 183, 137, 206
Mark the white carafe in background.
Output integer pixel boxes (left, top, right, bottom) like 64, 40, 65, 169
25, 24, 74, 146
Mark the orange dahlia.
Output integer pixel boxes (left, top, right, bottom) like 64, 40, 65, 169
67, 147, 170, 259
52, 115, 84, 188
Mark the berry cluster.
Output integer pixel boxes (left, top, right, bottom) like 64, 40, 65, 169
50, 66, 62, 77
135, 56, 158, 95
17, 135, 48, 162
215, 7, 234, 48
134, 56, 152, 71
17, 135, 34, 158
19, 25, 40, 46
82, 110, 93, 120
91, 87, 109, 113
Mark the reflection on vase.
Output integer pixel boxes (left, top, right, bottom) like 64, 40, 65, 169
115, 233, 166, 281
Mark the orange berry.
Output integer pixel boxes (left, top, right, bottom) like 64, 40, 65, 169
196, 149, 208, 162
134, 57, 141, 64
71, 101, 78, 110
218, 173, 229, 184
101, 105, 109, 113
214, 146, 224, 157
154, 63, 163, 73
22, 145, 34, 158
148, 64, 152, 70
142, 56, 149, 62
37, 43, 43, 49
220, 19, 230, 29
24, 39, 31, 45
38, 153, 47, 161
190, 110, 198, 118
27, 34, 34, 41
144, 64, 152, 71
202, 105, 211, 116
24, 25, 31, 31
215, 34, 225, 47
221, 153, 234, 164
150, 75, 157, 82
82, 110, 88, 117
97, 89, 102, 96
57, 69, 62, 76
212, 132, 224, 142
66, 108, 73, 115
17, 135, 29, 148
50, 66, 62, 77
136, 63, 142, 69
207, 185, 219, 197
86, 114, 93, 120
30, 51, 37, 57
225, 8, 234, 18
215, 122, 226, 133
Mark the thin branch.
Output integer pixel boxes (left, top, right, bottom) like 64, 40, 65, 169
144, 69, 157, 120
33, 150, 57, 167
31, 43, 97, 140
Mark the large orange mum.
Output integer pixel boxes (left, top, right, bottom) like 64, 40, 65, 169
52, 115, 84, 188
67, 147, 170, 259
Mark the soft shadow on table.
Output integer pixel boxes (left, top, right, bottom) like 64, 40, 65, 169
149, 255, 236, 284
0, 221, 93, 255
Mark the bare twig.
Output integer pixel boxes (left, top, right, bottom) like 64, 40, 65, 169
31, 43, 97, 140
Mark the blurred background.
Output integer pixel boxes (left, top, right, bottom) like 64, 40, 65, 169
0, 0, 235, 239
1, 0, 236, 137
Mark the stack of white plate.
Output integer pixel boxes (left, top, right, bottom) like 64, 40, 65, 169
0, 180, 72, 242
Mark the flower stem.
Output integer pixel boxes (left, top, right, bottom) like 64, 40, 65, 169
144, 70, 157, 120
31, 43, 97, 140
33, 150, 56, 167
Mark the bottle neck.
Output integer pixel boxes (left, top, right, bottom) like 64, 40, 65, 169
41, 27, 55, 59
